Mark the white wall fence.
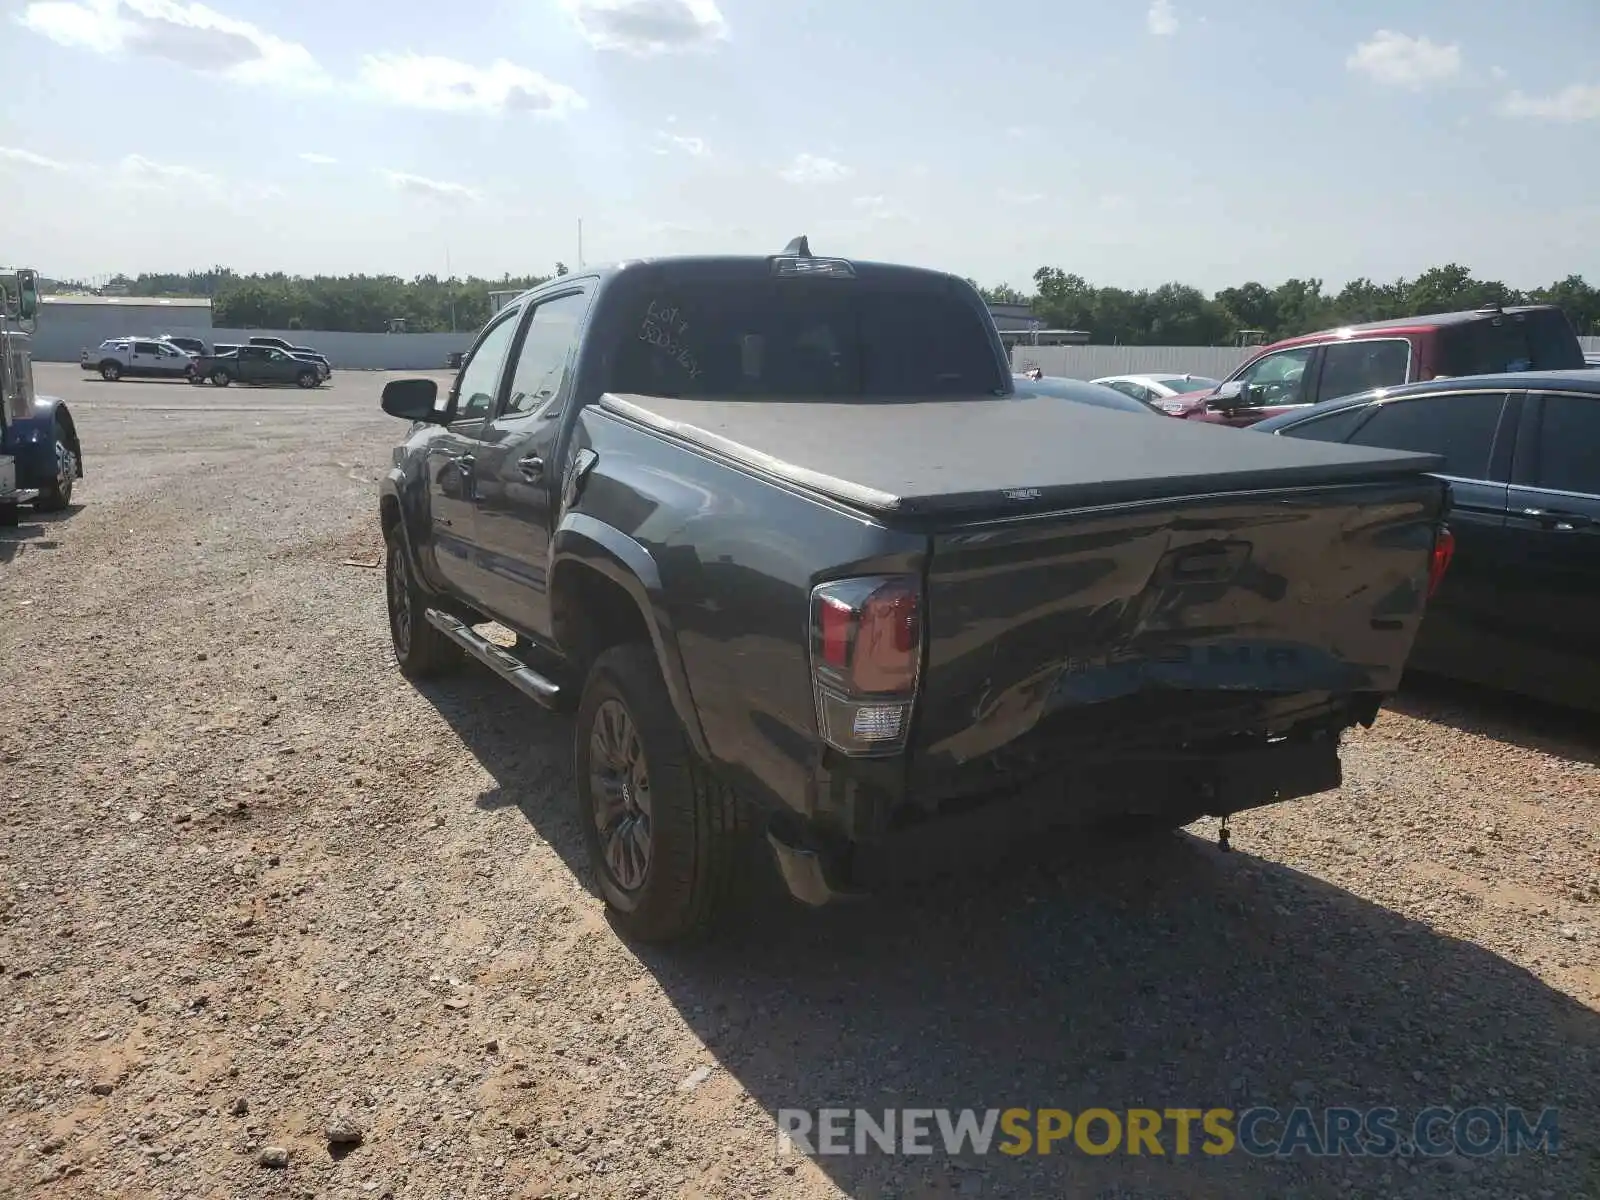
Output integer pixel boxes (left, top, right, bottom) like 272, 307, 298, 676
1581, 335, 1600, 355
1011, 344, 1253, 381
30, 320, 474, 371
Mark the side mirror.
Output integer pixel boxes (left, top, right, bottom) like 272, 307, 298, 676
1209, 380, 1247, 410
381, 377, 443, 422
16, 270, 38, 321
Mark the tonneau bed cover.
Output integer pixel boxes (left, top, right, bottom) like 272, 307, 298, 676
599, 392, 1444, 518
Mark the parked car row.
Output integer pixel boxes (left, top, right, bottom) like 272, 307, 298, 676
81, 334, 333, 388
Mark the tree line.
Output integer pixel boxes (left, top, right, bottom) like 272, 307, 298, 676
40, 262, 1600, 342
40, 266, 570, 334
978, 264, 1599, 345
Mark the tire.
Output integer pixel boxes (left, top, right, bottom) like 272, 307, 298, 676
187, 369, 204, 385
575, 643, 749, 943
100, 361, 121, 381
210, 370, 231, 387
384, 523, 459, 678
295, 369, 318, 388
0, 504, 18, 528
32, 430, 76, 512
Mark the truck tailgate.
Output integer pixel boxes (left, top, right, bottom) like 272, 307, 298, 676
911, 476, 1448, 792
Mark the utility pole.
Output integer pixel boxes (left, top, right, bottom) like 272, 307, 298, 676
444, 244, 456, 332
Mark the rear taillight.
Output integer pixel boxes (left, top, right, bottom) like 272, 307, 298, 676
809, 575, 922, 756
1427, 526, 1455, 599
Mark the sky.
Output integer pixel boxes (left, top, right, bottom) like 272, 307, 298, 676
0, 0, 1597, 293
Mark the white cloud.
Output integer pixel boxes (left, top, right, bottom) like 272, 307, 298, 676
778, 153, 851, 184
558, 0, 727, 56
1501, 83, 1600, 122
1147, 0, 1177, 37
18, 0, 326, 89
997, 188, 1044, 205
653, 131, 708, 157
1346, 30, 1461, 91
383, 170, 481, 203
117, 153, 223, 192
0, 146, 74, 171
851, 195, 906, 221
358, 53, 585, 117
299, 152, 337, 164
1490, 65, 1507, 81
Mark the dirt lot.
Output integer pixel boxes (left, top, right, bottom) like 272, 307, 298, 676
1, 363, 1597, 1199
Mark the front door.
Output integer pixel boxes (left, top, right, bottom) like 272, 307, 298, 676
423, 307, 524, 600
469, 288, 593, 638
1501, 389, 1600, 709
1204, 345, 1317, 427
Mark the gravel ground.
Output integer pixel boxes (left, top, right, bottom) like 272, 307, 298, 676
1, 364, 1596, 1200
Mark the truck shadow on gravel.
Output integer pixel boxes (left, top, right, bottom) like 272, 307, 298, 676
0, 504, 82, 565
419, 667, 1597, 1198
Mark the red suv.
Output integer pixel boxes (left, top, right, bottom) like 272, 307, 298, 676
1164, 304, 1586, 427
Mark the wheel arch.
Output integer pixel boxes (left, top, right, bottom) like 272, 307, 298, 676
550, 513, 710, 761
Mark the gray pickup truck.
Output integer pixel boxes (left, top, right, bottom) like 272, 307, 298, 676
377, 239, 1455, 943
192, 344, 323, 388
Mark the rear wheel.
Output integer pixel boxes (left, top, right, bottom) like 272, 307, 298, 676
575, 644, 749, 943
210, 370, 231, 387
0, 504, 18, 528
100, 361, 121, 381
385, 523, 459, 678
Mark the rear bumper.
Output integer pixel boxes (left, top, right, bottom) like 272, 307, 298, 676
766, 735, 1342, 905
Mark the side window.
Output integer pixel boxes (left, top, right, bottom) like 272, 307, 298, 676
1316, 340, 1410, 403
1346, 392, 1508, 479
501, 291, 589, 417
1277, 405, 1373, 444
1532, 394, 1600, 495
1108, 380, 1150, 402
133, 341, 160, 355
1236, 347, 1314, 407
453, 311, 521, 426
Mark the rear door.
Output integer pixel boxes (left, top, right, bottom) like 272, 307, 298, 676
233, 346, 268, 382
1341, 390, 1519, 684
1311, 338, 1412, 405
1502, 389, 1600, 707
130, 340, 166, 377
469, 286, 594, 638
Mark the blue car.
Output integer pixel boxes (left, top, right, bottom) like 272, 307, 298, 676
1251, 370, 1600, 712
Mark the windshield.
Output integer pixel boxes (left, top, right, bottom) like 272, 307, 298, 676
608, 278, 1004, 398
1156, 375, 1220, 393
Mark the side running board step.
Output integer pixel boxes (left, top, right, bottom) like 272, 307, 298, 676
424, 610, 562, 710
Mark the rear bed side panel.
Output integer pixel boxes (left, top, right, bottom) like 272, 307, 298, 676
912, 477, 1449, 788
573, 410, 925, 821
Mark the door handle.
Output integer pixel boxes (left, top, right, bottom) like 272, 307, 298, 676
1521, 507, 1592, 531
518, 456, 544, 481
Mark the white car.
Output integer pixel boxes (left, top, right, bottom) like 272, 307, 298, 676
80, 337, 195, 382
1090, 373, 1223, 414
